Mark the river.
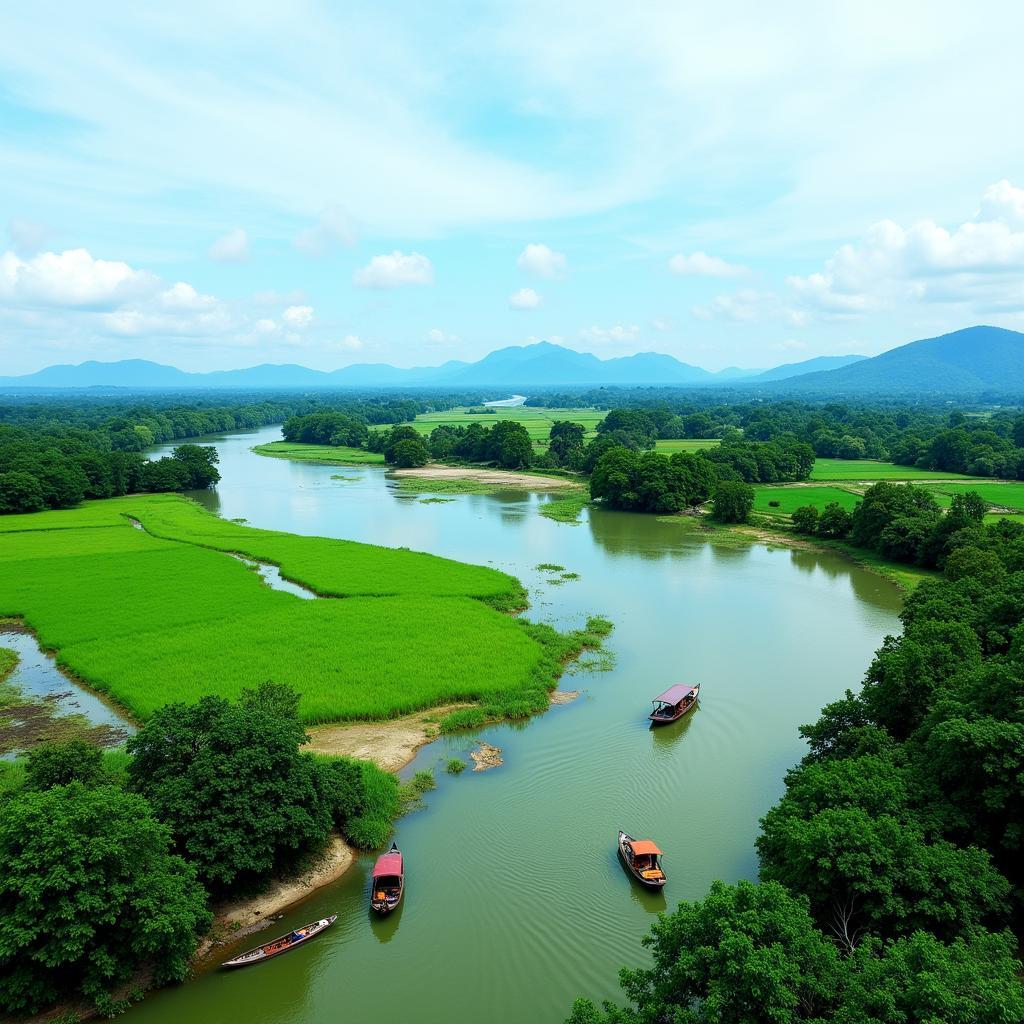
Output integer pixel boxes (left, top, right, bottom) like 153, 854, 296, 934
124, 424, 902, 1024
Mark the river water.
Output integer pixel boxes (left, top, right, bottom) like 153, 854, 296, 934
124, 425, 901, 1024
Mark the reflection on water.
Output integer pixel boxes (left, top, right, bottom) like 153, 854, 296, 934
126, 425, 903, 1024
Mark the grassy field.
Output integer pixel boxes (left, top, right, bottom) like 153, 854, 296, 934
254, 441, 385, 464
408, 406, 606, 443
922, 481, 1024, 511
653, 439, 721, 453
810, 459, 974, 481
753, 486, 861, 517
0, 495, 576, 724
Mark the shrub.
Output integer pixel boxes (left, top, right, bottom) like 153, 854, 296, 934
446, 758, 466, 774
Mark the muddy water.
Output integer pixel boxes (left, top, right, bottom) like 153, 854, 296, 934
122, 425, 902, 1024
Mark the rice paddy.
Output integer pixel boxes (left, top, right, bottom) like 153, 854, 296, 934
752, 486, 861, 517
809, 459, 974, 481
653, 439, 722, 453
921, 481, 1024, 511
0, 495, 578, 724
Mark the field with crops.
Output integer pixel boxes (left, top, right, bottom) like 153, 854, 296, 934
921, 481, 1024, 511
653, 439, 721, 453
408, 406, 606, 443
753, 485, 862, 517
810, 459, 974, 481
0, 495, 566, 723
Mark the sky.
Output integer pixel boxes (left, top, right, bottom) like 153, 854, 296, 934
2, 1, 1024, 375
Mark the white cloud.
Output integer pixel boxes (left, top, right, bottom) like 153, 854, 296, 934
509, 287, 542, 310
787, 181, 1024, 319
427, 327, 459, 344
579, 323, 640, 344
282, 304, 314, 327
7, 218, 52, 256
254, 318, 278, 334
651, 316, 672, 332
293, 206, 358, 256
692, 289, 776, 322
668, 251, 746, 278
0, 248, 157, 308
516, 243, 567, 279
339, 333, 363, 350
354, 251, 434, 289
208, 228, 250, 262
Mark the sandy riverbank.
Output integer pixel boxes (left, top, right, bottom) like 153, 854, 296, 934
392, 465, 575, 489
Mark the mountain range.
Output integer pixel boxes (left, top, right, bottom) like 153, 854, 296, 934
0, 344, 864, 391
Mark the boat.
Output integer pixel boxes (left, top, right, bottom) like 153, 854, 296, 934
370, 842, 405, 914
617, 831, 666, 888
221, 916, 336, 968
649, 683, 700, 724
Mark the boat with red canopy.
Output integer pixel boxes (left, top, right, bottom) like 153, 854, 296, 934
617, 831, 666, 888
649, 682, 700, 724
221, 916, 336, 968
370, 842, 404, 914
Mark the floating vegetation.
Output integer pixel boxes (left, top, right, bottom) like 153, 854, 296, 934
539, 489, 590, 524
446, 758, 466, 774
399, 768, 437, 809
330, 474, 360, 482
420, 497, 455, 504
535, 563, 565, 572
396, 477, 501, 496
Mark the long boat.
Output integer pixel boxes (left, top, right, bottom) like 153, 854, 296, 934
617, 831, 666, 889
370, 842, 405, 914
649, 683, 700, 725
221, 916, 336, 968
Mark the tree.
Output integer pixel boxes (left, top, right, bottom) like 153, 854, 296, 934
0, 783, 210, 1016
389, 437, 430, 468
549, 421, 586, 466
567, 880, 843, 1024
24, 739, 104, 790
127, 683, 343, 892
791, 504, 820, 534
383, 425, 423, 463
497, 428, 533, 469
711, 480, 754, 522
171, 444, 220, 489
816, 502, 852, 539
0, 471, 45, 513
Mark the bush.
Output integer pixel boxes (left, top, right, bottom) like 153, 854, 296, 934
711, 480, 755, 522
791, 504, 819, 534
446, 758, 466, 774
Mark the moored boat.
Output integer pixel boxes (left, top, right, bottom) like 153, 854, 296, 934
649, 683, 700, 724
221, 916, 336, 968
617, 830, 666, 889
370, 842, 405, 914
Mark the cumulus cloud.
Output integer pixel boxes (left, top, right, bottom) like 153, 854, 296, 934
668, 251, 746, 278
293, 206, 358, 256
0, 248, 157, 308
516, 243, 567, 279
282, 304, 314, 327
99, 281, 230, 337
254, 318, 278, 334
509, 287, 542, 310
787, 181, 1024, 319
338, 334, 363, 350
579, 323, 640, 345
208, 228, 250, 262
691, 289, 776, 322
651, 316, 672, 332
354, 251, 433, 288
427, 327, 459, 344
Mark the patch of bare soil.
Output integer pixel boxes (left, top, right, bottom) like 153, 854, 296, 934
392, 465, 574, 489
470, 741, 503, 771
549, 689, 580, 705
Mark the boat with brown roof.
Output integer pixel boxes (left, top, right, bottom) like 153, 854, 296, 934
649, 683, 700, 724
617, 830, 666, 889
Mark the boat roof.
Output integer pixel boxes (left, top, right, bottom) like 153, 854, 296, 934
652, 684, 696, 705
372, 852, 403, 876
630, 840, 662, 856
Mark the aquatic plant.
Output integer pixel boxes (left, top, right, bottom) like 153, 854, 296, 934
446, 758, 466, 774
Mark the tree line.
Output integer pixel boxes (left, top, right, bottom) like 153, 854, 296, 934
568, 507, 1024, 1022
0, 682, 400, 1017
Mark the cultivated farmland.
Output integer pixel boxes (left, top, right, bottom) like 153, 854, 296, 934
0, 495, 567, 724
753, 486, 861, 517
810, 458, 975, 481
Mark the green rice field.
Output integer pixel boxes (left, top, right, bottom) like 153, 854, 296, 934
653, 439, 721, 453
0, 495, 564, 724
922, 481, 1024, 511
753, 486, 861, 517
810, 459, 974, 481
408, 406, 606, 443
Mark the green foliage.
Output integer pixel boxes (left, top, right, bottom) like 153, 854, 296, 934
0, 646, 16, 682
389, 437, 430, 468
590, 446, 718, 513
791, 504, 819, 533
711, 479, 754, 522
128, 683, 361, 891
24, 739, 105, 790
0, 782, 210, 1016
446, 758, 466, 774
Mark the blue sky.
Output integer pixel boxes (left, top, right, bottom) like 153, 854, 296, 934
2, 1, 1024, 374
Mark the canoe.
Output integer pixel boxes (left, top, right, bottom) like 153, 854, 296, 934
649, 682, 700, 725
370, 841, 404, 914
221, 915, 336, 968
617, 830, 667, 889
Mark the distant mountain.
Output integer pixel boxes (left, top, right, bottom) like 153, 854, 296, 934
754, 354, 865, 382
0, 339, 910, 391
771, 326, 1024, 395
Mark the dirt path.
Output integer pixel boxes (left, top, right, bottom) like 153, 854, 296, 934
392, 465, 575, 489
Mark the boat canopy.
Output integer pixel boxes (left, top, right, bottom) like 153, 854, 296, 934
372, 852, 403, 877
652, 684, 696, 706
630, 840, 662, 856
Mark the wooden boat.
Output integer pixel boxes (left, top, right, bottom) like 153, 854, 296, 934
221, 916, 336, 968
617, 831, 666, 889
649, 683, 700, 724
370, 842, 404, 914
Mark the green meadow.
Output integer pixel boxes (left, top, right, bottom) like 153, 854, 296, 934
810, 458, 974, 481
0, 495, 573, 724
408, 406, 606, 443
653, 439, 722, 453
253, 441, 386, 464
923, 481, 1024, 511
753, 486, 861, 517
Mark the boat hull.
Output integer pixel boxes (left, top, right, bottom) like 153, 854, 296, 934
221, 915, 336, 968
649, 684, 700, 725
617, 831, 667, 889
